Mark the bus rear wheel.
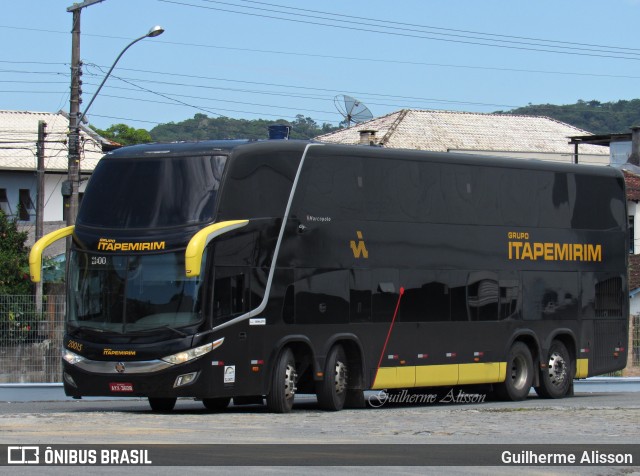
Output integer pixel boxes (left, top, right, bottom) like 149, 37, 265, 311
495, 342, 533, 401
266, 347, 297, 413
316, 344, 348, 411
202, 397, 231, 411
148, 397, 177, 412
535, 340, 573, 399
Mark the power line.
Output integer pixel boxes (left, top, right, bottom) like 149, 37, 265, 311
228, 0, 640, 54
159, 0, 640, 61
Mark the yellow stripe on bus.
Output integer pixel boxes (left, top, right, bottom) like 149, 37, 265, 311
372, 362, 506, 389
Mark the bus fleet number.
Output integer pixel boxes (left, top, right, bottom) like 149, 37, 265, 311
91, 256, 108, 266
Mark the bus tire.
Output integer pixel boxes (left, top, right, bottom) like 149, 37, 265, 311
202, 397, 231, 411
266, 347, 297, 413
148, 397, 177, 412
534, 340, 573, 399
316, 344, 348, 411
495, 342, 533, 401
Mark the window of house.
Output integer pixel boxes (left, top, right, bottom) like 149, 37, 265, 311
0, 189, 11, 215
18, 189, 34, 221
630, 216, 635, 254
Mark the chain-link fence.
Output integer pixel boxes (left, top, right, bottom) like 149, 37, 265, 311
0, 294, 65, 383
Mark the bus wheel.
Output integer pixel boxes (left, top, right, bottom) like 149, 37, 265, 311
266, 347, 297, 413
202, 397, 231, 411
535, 340, 573, 399
148, 397, 177, 412
495, 342, 533, 401
316, 344, 348, 411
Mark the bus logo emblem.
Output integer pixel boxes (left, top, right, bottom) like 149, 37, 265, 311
115, 362, 126, 373
350, 231, 368, 259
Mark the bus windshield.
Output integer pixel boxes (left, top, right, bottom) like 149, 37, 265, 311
68, 250, 205, 334
77, 154, 227, 229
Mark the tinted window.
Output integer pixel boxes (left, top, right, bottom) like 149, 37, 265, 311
296, 155, 363, 219
218, 150, 300, 219
79, 155, 226, 228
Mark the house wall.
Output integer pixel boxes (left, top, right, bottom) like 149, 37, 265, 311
0, 171, 37, 222
0, 171, 90, 224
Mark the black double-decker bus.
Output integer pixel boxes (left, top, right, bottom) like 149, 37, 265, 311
30, 140, 629, 412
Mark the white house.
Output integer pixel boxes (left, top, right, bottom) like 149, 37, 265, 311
0, 110, 116, 224
0, 110, 117, 255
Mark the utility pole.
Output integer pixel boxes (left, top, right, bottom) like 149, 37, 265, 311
66, 0, 105, 228
36, 121, 46, 242
36, 120, 46, 311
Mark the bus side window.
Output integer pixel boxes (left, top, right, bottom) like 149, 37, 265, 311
294, 269, 349, 324
350, 269, 371, 323
499, 280, 520, 320
371, 269, 399, 322
467, 272, 499, 321
213, 268, 247, 321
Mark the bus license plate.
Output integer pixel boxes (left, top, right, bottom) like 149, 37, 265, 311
109, 382, 134, 393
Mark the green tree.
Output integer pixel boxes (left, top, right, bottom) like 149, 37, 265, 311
92, 123, 152, 146
0, 211, 30, 295
149, 114, 340, 142
495, 99, 640, 134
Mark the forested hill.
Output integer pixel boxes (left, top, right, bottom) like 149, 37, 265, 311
94, 99, 640, 145
495, 99, 640, 135
149, 114, 339, 142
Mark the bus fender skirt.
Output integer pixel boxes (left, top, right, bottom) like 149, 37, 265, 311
540, 328, 579, 364
504, 329, 542, 386
504, 329, 541, 360
319, 333, 366, 386
267, 335, 318, 391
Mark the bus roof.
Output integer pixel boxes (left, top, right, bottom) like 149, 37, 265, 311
104, 139, 623, 180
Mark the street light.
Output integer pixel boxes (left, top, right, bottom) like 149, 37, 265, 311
76, 26, 165, 125
66, 25, 165, 227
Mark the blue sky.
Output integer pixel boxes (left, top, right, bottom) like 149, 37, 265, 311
2, 0, 640, 132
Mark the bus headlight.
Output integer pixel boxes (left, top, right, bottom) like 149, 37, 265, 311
161, 338, 224, 365
62, 349, 85, 366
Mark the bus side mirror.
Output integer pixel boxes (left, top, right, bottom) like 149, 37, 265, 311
184, 220, 249, 278
29, 226, 75, 282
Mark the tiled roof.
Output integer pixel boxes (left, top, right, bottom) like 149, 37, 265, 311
624, 170, 640, 202
0, 110, 114, 173
316, 109, 609, 157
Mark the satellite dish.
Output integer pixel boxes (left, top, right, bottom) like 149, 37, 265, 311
334, 95, 373, 127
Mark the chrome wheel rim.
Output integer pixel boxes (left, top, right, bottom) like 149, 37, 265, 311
334, 360, 348, 394
284, 363, 297, 400
510, 354, 529, 390
547, 351, 567, 387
